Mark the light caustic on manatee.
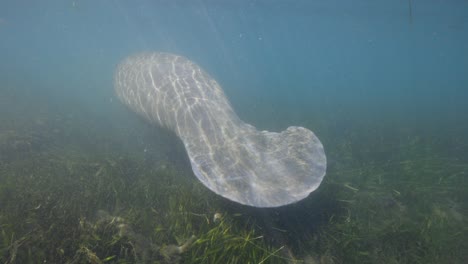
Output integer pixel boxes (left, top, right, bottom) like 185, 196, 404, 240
114, 52, 326, 207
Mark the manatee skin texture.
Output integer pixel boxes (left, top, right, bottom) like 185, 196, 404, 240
114, 52, 327, 207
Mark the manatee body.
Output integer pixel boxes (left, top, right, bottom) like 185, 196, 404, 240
114, 52, 326, 207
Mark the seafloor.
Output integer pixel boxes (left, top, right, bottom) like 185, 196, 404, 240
0, 86, 467, 263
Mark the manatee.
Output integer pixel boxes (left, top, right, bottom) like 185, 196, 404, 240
114, 52, 326, 207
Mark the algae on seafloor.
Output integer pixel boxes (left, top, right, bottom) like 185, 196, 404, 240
0, 89, 467, 263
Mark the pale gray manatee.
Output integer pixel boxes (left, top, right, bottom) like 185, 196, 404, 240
114, 52, 326, 207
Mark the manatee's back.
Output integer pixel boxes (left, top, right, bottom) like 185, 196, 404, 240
114, 52, 235, 133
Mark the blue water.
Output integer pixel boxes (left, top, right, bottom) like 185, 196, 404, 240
1, 0, 467, 262
2, 0, 467, 128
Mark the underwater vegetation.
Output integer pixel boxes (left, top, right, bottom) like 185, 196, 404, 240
0, 87, 467, 263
